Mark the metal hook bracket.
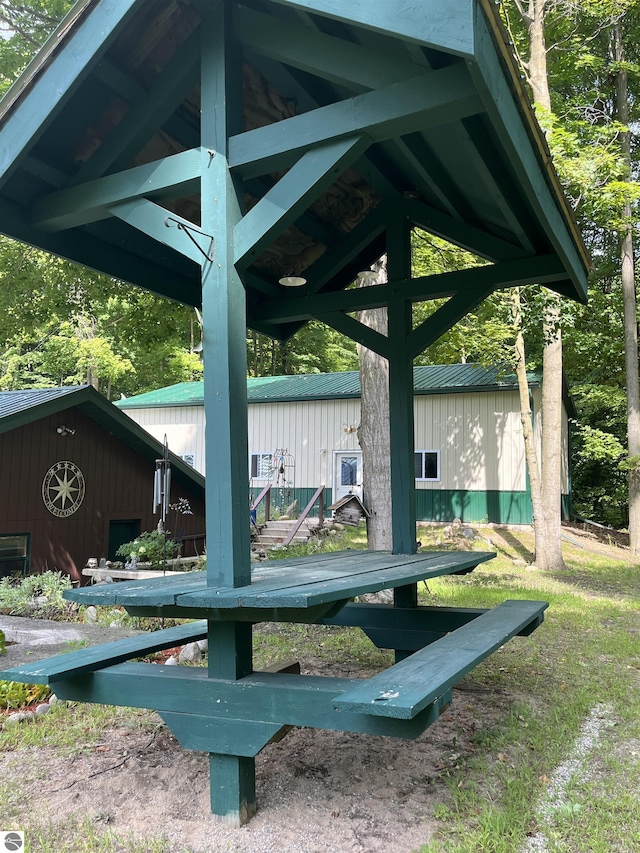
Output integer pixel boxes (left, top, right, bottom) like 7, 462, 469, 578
164, 216, 215, 262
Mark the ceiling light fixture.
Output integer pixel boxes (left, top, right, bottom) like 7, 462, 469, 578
278, 272, 307, 287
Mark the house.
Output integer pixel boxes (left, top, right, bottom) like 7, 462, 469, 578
0, 386, 205, 581
117, 364, 574, 526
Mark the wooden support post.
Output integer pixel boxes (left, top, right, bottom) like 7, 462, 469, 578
200, 0, 255, 824
386, 212, 418, 657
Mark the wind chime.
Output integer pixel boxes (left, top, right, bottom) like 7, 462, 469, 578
153, 435, 171, 575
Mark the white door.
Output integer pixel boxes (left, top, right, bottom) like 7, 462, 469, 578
333, 451, 363, 502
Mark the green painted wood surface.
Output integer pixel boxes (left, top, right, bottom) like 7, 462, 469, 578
234, 135, 369, 266
321, 602, 545, 650
229, 65, 481, 179
109, 199, 205, 267
333, 599, 548, 719
209, 753, 256, 827
63, 551, 495, 611
233, 5, 424, 93
266, 0, 475, 58
0, 620, 207, 685
160, 711, 282, 757
51, 663, 449, 739
32, 149, 201, 232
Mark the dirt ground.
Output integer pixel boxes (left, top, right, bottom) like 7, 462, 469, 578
1, 667, 509, 853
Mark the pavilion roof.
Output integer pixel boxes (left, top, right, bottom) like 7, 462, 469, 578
0, 0, 589, 341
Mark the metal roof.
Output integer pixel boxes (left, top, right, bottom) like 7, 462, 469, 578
117, 364, 540, 408
0, 384, 205, 494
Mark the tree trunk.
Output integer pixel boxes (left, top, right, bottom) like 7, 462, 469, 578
539, 303, 564, 569
512, 290, 544, 533
357, 259, 392, 551
614, 20, 640, 554
521, 0, 565, 569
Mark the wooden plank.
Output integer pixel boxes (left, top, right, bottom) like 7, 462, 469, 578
234, 135, 369, 266
0, 621, 207, 685
229, 65, 481, 179
159, 712, 283, 756
31, 149, 202, 232
233, 5, 424, 93
65, 551, 494, 610
321, 311, 391, 358
407, 286, 495, 359
109, 199, 206, 266
404, 198, 529, 263
334, 600, 548, 719
51, 663, 450, 739
266, 0, 475, 58
180, 552, 495, 609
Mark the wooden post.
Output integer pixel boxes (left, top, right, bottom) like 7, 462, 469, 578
200, 0, 255, 824
386, 211, 418, 627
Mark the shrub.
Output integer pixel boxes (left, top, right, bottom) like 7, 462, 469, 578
116, 530, 180, 569
0, 571, 73, 619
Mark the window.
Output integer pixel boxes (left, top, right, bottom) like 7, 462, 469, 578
180, 453, 196, 468
0, 534, 30, 577
250, 452, 273, 480
414, 450, 440, 482
340, 456, 359, 486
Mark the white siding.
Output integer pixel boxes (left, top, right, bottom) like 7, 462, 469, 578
122, 389, 569, 494
123, 406, 206, 473
413, 391, 526, 492
248, 399, 362, 489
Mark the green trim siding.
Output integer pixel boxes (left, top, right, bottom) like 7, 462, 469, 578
266, 489, 570, 525
415, 490, 571, 525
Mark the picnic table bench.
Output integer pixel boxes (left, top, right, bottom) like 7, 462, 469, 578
1, 549, 548, 824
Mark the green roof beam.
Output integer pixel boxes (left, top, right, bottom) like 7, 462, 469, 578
470, 7, 588, 299
229, 64, 482, 179
31, 149, 202, 232
247, 254, 567, 325
233, 5, 424, 93
267, 0, 475, 58
234, 135, 370, 267
321, 311, 390, 358
408, 285, 495, 358
109, 199, 207, 267
404, 198, 528, 262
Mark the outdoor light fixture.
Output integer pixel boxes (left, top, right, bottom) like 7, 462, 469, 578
357, 268, 378, 283
56, 425, 75, 436
278, 272, 307, 287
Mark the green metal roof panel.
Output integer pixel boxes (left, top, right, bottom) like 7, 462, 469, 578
117, 364, 541, 408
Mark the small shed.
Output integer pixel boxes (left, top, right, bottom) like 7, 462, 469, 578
0, 386, 205, 582
118, 364, 575, 525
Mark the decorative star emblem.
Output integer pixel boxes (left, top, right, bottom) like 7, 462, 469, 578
42, 461, 86, 518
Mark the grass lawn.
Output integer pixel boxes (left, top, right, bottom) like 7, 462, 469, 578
1, 523, 639, 852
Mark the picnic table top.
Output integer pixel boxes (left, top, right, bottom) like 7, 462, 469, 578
65, 549, 495, 612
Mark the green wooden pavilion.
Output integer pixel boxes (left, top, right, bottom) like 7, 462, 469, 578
0, 0, 589, 825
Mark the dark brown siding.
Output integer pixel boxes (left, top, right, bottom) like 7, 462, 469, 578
0, 408, 205, 583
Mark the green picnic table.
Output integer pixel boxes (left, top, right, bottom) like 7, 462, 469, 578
3, 549, 547, 824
